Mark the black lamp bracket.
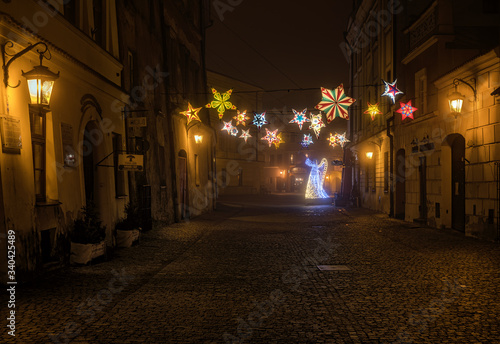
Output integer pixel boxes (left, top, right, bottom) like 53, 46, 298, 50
1, 41, 51, 88
453, 78, 477, 100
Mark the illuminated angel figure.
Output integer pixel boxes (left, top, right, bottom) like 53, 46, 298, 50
305, 157, 329, 199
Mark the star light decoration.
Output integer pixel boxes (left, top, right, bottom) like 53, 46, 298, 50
206, 88, 237, 119
221, 120, 233, 134
301, 134, 314, 148
233, 110, 250, 126
364, 102, 382, 121
230, 127, 239, 137
334, 132, 350, 148
261, 128, 279, 148
327, 133, 339, 147
252, 111, 268, 129
381, 79, 403, 104
396, 100, 418, 120
275, 132, 285, 148
289, 108, 310, 130
180, 103, 202, 124
239, 129, 252, 143
309, 113, 325, 139
315, 84, 356, 123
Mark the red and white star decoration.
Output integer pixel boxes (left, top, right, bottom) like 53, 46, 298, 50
396, 100, 418, 120
221, 120, 233, 134
261, 128, 279, 148
289, 108, 310, 130
381, 79, 403, 103
239, 129, 252, 142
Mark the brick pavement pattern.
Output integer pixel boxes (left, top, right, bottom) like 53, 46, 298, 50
1, 194, 500, 343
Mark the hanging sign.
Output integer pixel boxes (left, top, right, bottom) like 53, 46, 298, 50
118, 154, 144, 171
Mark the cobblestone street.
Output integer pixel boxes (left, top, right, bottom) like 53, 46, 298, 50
2, 194, 500, 343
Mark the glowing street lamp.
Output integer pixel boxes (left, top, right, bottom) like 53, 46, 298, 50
448, 78, 476, 115
366, 151, 373, 159
194, 135, 203, 144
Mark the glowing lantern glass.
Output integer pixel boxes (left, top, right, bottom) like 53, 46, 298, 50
366, 152, 373, 159
194, 135, 203, 144
22, 63, 59, 107
448, 91, 464, 114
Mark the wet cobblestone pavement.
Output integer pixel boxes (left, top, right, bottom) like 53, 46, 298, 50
2, 194, 500, 343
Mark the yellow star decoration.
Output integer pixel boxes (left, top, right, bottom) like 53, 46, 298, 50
233, 110, 250, 126
206, 88, 237, 119
180, 102, 202, 124
364, 102, 382, 121
274, 132, 285, 148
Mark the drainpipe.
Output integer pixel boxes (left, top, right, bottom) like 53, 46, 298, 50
387, 115, 394, 217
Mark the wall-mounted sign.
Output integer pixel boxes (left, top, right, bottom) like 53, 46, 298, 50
118, 154, 143, 171
61, 122, 76, 166
127, 117, 147, 127
0, 116, 22, 153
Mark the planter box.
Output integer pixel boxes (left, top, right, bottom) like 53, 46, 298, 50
116, 229, 140, 248
70, 241, 106, 265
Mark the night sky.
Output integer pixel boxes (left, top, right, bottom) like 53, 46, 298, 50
206, 0, 354, 117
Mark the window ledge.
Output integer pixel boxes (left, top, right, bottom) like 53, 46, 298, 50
36, 199, 62, 207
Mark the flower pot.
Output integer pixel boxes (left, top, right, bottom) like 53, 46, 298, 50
70, 241, 106, 265
116, 229, 140, 248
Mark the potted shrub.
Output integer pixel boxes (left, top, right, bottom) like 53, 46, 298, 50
70, 203, 107, 265
115, 202, 141, 248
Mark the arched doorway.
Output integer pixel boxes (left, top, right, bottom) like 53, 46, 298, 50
395, 149, 405, 219
178, 150, 188, 219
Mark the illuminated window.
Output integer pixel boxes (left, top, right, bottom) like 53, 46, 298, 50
290, 154, 294, 165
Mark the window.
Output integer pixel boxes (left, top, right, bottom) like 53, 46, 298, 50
221, 168, 227, 187
30, 110, 46, 202
277, 154, 283, 165
195, 154, 200, 186
290, 154, 294, 165
384, 151, 389, 192
113, 133, 126, 197
270, 154, 275, 165
92, 0, 104, 47
63, 0, 77, 26
415, 68, 427, 115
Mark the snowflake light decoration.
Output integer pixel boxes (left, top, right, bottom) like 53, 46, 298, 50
230, 126, 239, 136
253, 111, 268, 129
381, 79, 403, 104
233, 110, 250, 126
221, 120, 233, 134
315, 85, 356, 122
309, 113, 325, 139
180, 102, 202, 124
289, 108, 310, 130
239, 129, 252, 143
206, 88, 237, 119
364, 102, 382, 121
396, 100, 417, 120
261, 128, 278, 148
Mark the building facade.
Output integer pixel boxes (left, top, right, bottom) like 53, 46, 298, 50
0, 0, 213, 283
344, 0, 500, 240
